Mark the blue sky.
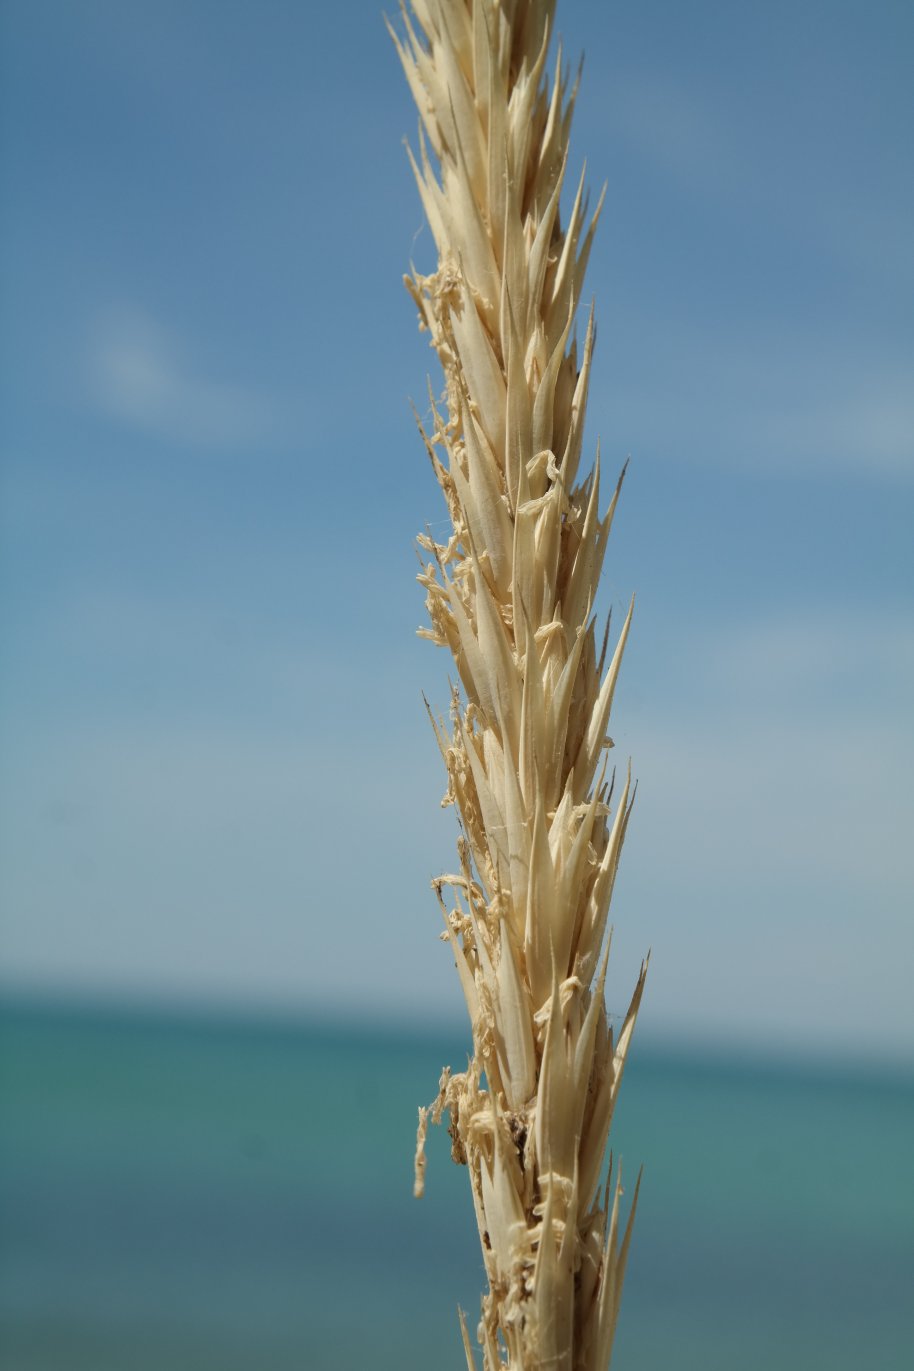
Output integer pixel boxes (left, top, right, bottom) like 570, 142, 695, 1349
1, 0, 911, 1059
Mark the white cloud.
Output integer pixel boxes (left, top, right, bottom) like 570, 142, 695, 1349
699, 611, 914, 703
613, 607, 914, 1054
631, 714, 910, 895
0, 708, 456, 1019
597, 319, 914, 480
739, 376, 914, 480
3, 596, 911, 1056
594, 70, 914, 485
86, 309, 289, 450
609, 73, 728, 189
607, 71, 914, 294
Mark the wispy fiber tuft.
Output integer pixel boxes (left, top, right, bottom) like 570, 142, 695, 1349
391, 3, 647, 1366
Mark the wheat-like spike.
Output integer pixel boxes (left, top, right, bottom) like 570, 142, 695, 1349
393, 3, 647, 1366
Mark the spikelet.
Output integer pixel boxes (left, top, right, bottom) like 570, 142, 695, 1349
390, 3, 648, 1366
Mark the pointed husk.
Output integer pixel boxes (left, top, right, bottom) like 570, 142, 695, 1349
395, 3, 647, 1367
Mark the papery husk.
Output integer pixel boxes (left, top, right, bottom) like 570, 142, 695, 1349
392, 3, 647, 1366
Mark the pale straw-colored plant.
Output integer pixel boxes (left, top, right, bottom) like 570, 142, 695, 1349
390, 2, 648, 1366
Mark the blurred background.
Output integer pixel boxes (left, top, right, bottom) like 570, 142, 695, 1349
1, 1, 912, 1368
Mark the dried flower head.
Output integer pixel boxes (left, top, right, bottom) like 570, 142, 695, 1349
391, 3, 648, 1366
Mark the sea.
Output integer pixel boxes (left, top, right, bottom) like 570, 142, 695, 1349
1, 997, 912, 1371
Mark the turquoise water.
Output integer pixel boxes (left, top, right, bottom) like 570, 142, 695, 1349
1, 1000, 912, 1370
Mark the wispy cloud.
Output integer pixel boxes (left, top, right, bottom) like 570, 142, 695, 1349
3, 593, 911, 1050
698, 610, 914, 705
609, 73, 728, 190
599, 69, 914, 484
597, 318, 914, 480
622, 606, 914, 918
608, 70, 914, 293
617, 608, 914, 1054
86, 309, 291, 450
762, 382, 914, 480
